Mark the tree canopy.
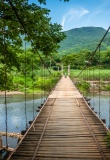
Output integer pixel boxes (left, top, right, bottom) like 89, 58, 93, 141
0, 0, 67, 90
61, 49, 110, 69
0, 0, 66, 56
38, 0, 69, 5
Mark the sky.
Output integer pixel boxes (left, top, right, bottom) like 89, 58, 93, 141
28, 0, 110, 31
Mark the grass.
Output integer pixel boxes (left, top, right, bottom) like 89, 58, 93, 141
70, 69, 110, 92
70, 69, 110, 81
12, 69, 61, 93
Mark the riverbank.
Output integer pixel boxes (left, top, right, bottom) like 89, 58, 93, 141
0, 91, 24, 95
89, 81, 110, 95
0, 90, 110, 97
96, 91, 110, 95
0, 90, 46, 95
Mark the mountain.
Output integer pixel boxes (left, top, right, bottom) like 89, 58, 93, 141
59, 27, 110, 55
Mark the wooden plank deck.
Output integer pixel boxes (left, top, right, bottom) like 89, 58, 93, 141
8, 76, 110, 160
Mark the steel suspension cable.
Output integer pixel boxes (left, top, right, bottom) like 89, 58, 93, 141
92, 66, 95, 110
32, 58, 35, 119
49, 54, 60, 68
24, 33, 28, 130
40, 65, 43, 105
4, 30, 8, 148
35, 52, 54, 77
109, 55, 110, 129
82, 71, 85, 95
108, 73, 110, 130
3, 23, 8, 148
87, 65, 89, 97
7, 0, 54, 78
77, 26, 110, 78
98, 46, 101, 118
3, 0, 43, 133
44, 66, 47, 101
43, 65, 45, 102
89, 63, 91, 99
2, 0, 8, 147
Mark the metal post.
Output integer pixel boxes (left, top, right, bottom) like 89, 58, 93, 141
0, 136, 2, 148
0, 136, 2, 158
61, 65, 63, 76
0, 153, 2, 159
68, 65, 70, 76
50, 59, 51, 72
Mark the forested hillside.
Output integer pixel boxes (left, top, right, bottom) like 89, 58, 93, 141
59, 27, 110, 55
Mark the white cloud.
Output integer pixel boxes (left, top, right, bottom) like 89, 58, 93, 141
61, 16, 66, 28
79, 8, 90, 17
61, 8, 89, 30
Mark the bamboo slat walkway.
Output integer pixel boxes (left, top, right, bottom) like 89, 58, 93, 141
8, 76, 110, 160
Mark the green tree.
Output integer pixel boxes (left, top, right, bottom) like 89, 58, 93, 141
1, 0, 66, 54
38, 0, 69, 4
101, 50, 110, 67
61, 52, 86, 69
0, 0, 66, 90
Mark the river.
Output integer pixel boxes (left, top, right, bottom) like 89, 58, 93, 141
0, 92, 110, 149
88, 92, 110, 128
0, 93, 46, 149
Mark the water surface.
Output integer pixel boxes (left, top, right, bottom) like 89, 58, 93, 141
0, 93, 45, 148
88, 92, 110, 128
0, 92, 110, 149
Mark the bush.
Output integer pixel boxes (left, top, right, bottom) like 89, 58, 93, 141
104, 132, 110, 147
76, 81, 90, 93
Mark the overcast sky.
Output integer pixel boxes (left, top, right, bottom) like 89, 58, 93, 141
29, 0, 110, 31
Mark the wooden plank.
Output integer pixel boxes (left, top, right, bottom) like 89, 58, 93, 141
8, 76, 110, 160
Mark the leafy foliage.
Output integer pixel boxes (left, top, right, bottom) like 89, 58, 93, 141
0, 0, 66, 90
61, 49, 110, 69
104, 132, 110, 148
1, 0, 66, 55
59, 27, 110, 55
76, 81, 90, 93
38, 0, 69, 4
12, 69, 60, 93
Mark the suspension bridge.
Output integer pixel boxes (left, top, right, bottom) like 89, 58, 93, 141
2, 76, 108, 160
1, 1, 110, 159
1, 27, 110, 159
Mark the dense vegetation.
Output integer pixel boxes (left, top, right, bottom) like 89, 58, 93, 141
69, 69, 110, 93
59, 27, 110, 56
1, 1, 110, 94
38, 0, 69, 4
0, 46, 61, 92
1, 0, 110, 148
0, 0, 66, 92
61, 49, 110, 69
59, 26, 110, 95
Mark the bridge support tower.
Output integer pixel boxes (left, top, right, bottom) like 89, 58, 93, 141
61, 65, 70, 76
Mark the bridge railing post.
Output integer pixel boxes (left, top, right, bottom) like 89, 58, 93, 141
0, 136, 2, 149
61, 65, 63, 76
0, 136, 2, 158
68, 65, 70, 76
